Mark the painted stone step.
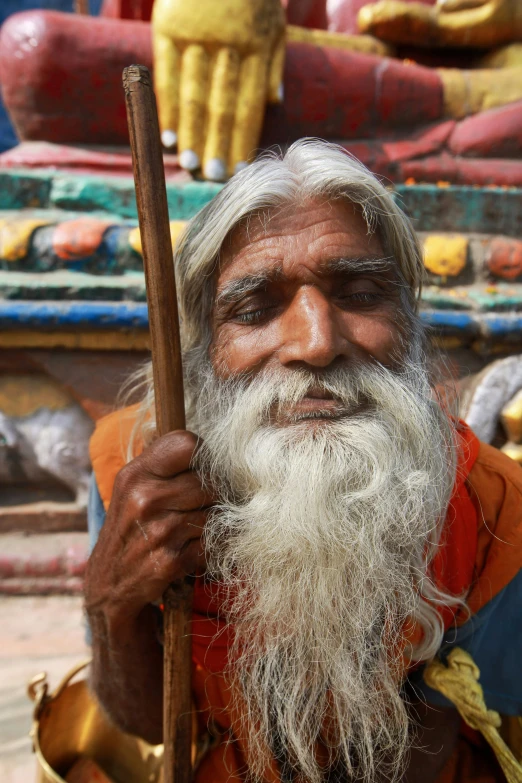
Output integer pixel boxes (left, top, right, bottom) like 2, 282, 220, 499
0, 270, 146, 302
1, 272, 522, 316
0, 531, 88, 595
0, 299, 521, 343
1, 168, 522, 237
1, 211, 522, 286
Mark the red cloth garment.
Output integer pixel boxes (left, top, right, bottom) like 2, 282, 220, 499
89, 409, 522, 783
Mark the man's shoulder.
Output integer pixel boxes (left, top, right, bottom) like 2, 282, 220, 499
471, 439, 522, 495
467, 439, 522, 540
90, 404, 142, 510
465, 439, 522, 616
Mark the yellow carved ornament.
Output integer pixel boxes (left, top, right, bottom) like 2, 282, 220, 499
0, 218, 52, 262
423, 234, 468, 278
129, 220, 187, 256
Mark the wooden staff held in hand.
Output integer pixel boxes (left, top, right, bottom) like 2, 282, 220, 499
123, 64, 193, 783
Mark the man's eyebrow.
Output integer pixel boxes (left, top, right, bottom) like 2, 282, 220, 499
215, 256, 398, 307
323, 256, 397, 276
216, 266, 284, 306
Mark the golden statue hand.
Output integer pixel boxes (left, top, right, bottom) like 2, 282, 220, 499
358, 0, 522, 49
152, 0, 285, 181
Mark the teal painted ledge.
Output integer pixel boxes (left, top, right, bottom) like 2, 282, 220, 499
395, 184, 522, 237
1, 169, 522, 235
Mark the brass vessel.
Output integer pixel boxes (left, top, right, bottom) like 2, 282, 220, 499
28, 661, 164, 783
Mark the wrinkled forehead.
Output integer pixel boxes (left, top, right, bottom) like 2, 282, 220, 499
218, 199, 383, 272
217, 197, 384, 277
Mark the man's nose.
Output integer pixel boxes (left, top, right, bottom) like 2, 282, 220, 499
277, 287, 346, 368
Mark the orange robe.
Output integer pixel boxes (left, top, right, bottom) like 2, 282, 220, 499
90, 408, 522, 783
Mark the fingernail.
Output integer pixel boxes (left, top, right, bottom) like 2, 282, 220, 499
277, 82, 284, 102
161, 129, 177, 149
234, 161, 248, 175
179, 150, 201, 171
204, 158, 227, 182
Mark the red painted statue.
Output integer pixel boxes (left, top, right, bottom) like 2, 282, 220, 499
0, 0, 521, 184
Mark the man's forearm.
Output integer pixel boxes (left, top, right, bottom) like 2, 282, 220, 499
88, 604, 164, 745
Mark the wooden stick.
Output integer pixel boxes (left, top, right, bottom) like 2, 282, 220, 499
123, 64, 193, 783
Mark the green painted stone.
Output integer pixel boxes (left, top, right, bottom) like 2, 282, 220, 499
0, 270, 146, 302
395, 185, 522, 237
50, 173, 222, 220
0, 170, 53, 210
421, 288, 473, 311
466, 289, 522, 312
1, 170, 522, 236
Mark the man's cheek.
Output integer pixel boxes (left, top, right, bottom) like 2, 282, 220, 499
344, 313, 403, 365
211, 325, 276, 377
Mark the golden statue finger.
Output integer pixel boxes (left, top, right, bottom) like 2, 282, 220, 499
228, 53, 267, 174
203, 47, 240, 181
267, 32, 285, 105
152, 32, 180, 149
178, 43, 208, 171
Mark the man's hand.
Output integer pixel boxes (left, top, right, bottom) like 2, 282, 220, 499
84, 431, 212, 743
358, 0, 522, 49
152, 0, 286, 181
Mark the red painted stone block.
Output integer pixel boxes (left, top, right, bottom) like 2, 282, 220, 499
0, 11, 152, 145
100, 0, 153, 20
449, 101, 522, 159
487, 237, 522, 281
280, 43, 381, 140
52, 219, 113, 261
284, 0, 328, 29
401, 154, 522, 186
382, 119, 455, 163
375, 58, 443, 129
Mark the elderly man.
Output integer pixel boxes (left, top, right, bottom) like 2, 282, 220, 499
85, 140, 522, 783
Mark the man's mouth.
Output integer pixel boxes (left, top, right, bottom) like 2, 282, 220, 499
276, 388, 344, 422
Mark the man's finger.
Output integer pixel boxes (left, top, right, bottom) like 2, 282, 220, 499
153, 32, 180, 149
229, 52, 268, 174
203, 46, 240, 181
118, 430, 201, 485
126, 474, 214, 518
178, 44, 208, 171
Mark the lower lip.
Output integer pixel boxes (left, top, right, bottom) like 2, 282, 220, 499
282, 398, 340, 415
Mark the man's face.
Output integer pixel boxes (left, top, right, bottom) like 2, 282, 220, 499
210, 198, 405, 420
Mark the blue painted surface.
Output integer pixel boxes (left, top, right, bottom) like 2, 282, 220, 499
482, 313, 522, 337
0, 300, 148, 327
420, 310, 477, 334
0, 0, 103, 152
1, 302, 521, 337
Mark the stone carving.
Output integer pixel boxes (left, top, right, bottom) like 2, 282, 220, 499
0, 375, 94, 508
460, 355, 522, 461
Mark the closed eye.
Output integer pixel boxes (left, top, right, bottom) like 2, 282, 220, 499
337, 290, 385, 307
234, 306, 278, 325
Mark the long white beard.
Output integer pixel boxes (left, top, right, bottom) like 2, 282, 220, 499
193, 361, 457, 783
